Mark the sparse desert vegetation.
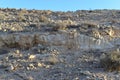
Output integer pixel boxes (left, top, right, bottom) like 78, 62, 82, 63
0, 8, 120, 80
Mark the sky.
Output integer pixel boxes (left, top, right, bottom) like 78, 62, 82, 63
0, 0, 120, 11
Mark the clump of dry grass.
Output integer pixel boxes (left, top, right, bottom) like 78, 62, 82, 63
0, 13, 6, 20
45, 54, 59, 65
100, 51, 120, 72
39, 15, 49, 22
46, 21, 68, 31
52, 22, 67, 31
17, 13, 26, 22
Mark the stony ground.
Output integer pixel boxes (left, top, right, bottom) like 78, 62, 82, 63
1, 46, 120, 80
0, 8, 120, 80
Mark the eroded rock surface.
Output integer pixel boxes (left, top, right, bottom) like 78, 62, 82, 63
0, 29, 119, 50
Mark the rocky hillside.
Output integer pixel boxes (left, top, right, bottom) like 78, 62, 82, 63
0, 8, 120, 80
0, 8, 120, 48
0, 8, 120, 32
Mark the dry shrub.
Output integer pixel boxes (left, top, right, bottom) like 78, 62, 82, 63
43, 10, 52, 15
53, 22, 67, 31
100, 51, 120, 72
47, 55, 59, 65
46, 21, 67, 31
17, 12, 26, 22
0, 13, 6, 20
19, 9, 28, 14
43, 54, 59, 65
39, 15, 49, 22
81, 21, 98, 29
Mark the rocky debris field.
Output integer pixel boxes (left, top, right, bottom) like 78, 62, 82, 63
0, 8, 120, 80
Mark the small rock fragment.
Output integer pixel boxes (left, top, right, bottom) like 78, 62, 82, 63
37, 63, 43, 67
15, 50, 20, 54
29, 54, 36, 60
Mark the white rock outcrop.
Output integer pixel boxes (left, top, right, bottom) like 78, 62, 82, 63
0, 30, 118, 50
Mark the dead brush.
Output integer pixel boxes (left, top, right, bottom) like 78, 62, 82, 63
100, 51, 120, 72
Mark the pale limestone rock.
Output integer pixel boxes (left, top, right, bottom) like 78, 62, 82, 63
34, 33, 48, 45
29, 54, 36, 60
0, 31, 118, 50
37, 63, 44, 67
47, 33, 66, 46
14, 33, 34, 49
0, 34, 15, 47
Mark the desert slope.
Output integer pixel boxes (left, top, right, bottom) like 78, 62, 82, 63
0, 8, 120, 80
